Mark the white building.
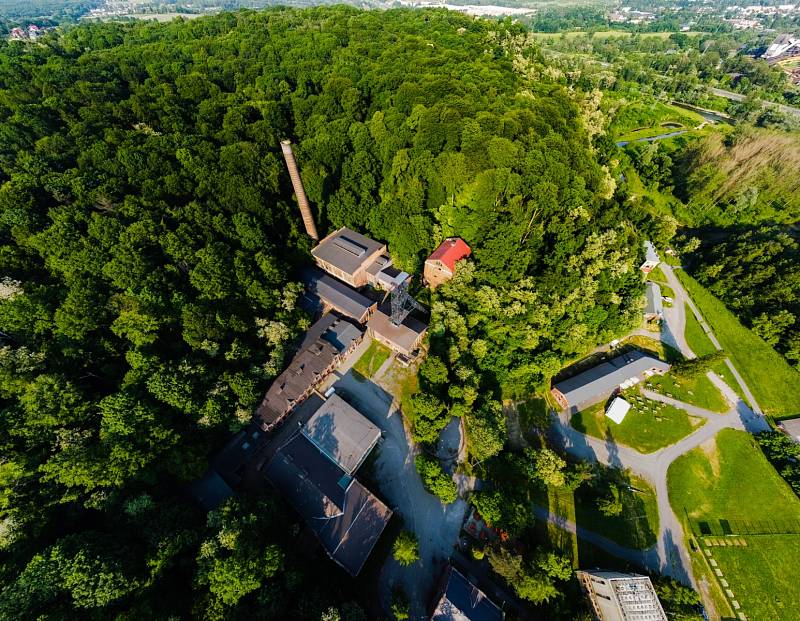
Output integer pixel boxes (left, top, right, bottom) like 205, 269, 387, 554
605, 397, 631, 424
577, 571, 668, 621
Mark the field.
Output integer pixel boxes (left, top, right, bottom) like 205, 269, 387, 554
682, 301, 750, 406
535, 472, 660, 551
611, 101, 706, 142
678, 272, 800, 417
647, 371, 728, 413
352, 340, 391, 378
668, 429, 800, 620
574, 472, 659, 550
571, 397, 704, 453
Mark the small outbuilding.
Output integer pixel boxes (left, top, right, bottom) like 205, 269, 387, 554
431, 565, 504, 621
640, 240, 660, 274
605, 397, 631, 424
778, 417, 800, 443
644, 281, 663, 321
424, 238, 471, 289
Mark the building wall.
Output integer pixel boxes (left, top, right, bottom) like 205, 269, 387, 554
551, 388, 568, 409
640, 260, 659, 273
424, 259, 453, 289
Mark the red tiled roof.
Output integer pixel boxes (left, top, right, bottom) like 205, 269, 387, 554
427, 238, 471, 272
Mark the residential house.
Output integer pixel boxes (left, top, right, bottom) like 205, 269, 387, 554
256, 313, 364, 431
551, 351, 670, 413
424, 238, 472, 289
430, 565, 504, 621
576, 570, 667, 621
644, 281, 664, 321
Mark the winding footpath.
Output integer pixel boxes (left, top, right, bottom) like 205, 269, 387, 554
547, 262, 770, 590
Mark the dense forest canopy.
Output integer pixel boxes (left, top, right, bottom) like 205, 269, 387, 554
0, 7, 656, 618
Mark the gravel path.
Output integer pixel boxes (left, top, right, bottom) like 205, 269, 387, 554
333, 371, 467, 619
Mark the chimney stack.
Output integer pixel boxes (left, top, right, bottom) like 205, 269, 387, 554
280, 140, 319, 241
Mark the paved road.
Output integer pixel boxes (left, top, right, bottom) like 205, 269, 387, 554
550, 383, 768, 587
709, 86, 800, 119
546, 263, 772, 588
660, 263, 763, 416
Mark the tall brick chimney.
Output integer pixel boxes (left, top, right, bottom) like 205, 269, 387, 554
280, 140, 319, 241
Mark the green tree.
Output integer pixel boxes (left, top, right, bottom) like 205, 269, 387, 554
392, 531, 419, 566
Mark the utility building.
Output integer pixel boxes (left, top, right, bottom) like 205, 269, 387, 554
425, 238, 472, 289
368, 301, 428, 357
640, 241, 660, 274
644, 281, 664, 322
552, 351, 670, 413
577, 571, 667, 621
303, 268, 377, 324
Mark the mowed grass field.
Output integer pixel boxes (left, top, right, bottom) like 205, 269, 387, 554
678, 271, 800, 417
571, 398, 704, 453
352, 340, 391, 378
683, 300, 750, 406
647, 370, 728, 412
668, 429, 800, 620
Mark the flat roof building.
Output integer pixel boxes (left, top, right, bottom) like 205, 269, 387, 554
368, 301, 428, 356
312, 227, 388, 289
264, 428, 391, 576
552, 351, 670, 413
303, 268, 377, 324
301, 394, 381, 475
577, 570, 667, 621
644, 281, 663, 321
256, 313, 364, 431
431, 565, 504, 621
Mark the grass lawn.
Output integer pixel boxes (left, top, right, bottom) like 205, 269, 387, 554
668, 429, 800, 621
571, 397, 704, 453
622, 334, 682, 363
683, 301, 750, 406
647, 371, 728, 413
352, 340, 391, 378
678, 271, 800, 417
668, 428, 800, 525
574, 472, 660, 550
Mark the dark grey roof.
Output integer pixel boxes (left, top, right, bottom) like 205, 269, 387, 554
301, 394, 381, 475
256, 313, 364, 428
432, 566, 504, 621
645, 281, 663, 316
264, 433, 392, 576
303, 267, 375, 322
311, 227, 385, 277
213, 424, 264, 486
554, 350, 670, 407
367, 302, 427, 355
189, 469, 234, 512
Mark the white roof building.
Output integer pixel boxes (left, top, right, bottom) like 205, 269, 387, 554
605, 397, 631, 424
577, 571, 668, 621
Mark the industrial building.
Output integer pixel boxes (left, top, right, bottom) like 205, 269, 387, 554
577, 570, 667, 621
312, 227, 392, 289
430, 565, 504, 621
255, 313, 364, 431
264, 396, 391, 577
424, 237, 472, 289
303, 267, 377, 324
552, 351, 670, 413
368, 301, 428, 357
